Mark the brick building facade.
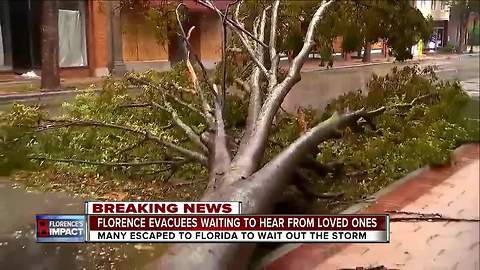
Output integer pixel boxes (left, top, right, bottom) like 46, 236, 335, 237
0, 0, 223, 79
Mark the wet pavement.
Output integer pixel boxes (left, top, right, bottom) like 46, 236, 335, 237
0, 178, 166, 270
283, 54, 480, 113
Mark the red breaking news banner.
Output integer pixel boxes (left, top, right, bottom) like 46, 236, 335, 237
37, 202, 390, 243
86, 215, 390, 243
85, 202, 242, 215
89, 215, 387, 231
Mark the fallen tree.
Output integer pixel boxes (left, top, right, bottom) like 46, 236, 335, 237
0, 1, 472, 269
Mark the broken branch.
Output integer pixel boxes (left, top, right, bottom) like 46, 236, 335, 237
38, 118, 208, 165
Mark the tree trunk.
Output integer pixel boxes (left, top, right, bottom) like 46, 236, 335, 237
470, 19, 477, 53
458, 12, 469, 53
362, 42, 372, 62
144, 1, 338, 269
150, 107, 379, 270
382, 41, 388, 58
459, 23, 467, 53
41, 0, 60, 90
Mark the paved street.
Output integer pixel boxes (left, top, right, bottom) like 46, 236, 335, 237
282, 54, 480, 113
1, 54, 478, 117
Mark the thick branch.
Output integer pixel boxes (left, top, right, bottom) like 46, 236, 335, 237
166, 93, 206, 118
248, 105, 397, 198
231, 0, 335, 179
152, 101, 208, 153
262, 0, 335, 122
206, 86, 232, 192
232, 1, 269, 77
176, 5, 216, 126
243, 7, 268, 139
38, 118, 208, 165
199, 0, 268, 48
268, 0, 280, 87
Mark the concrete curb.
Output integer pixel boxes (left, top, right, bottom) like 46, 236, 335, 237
305, 53, 475, 73
255, 144, 474, 269
311, 60, 395, 72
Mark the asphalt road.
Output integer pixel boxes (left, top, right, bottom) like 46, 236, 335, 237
1, 54, 478, 115
282, 54, 480, 113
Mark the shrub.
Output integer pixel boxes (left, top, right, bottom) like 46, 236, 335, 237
315, 65, 479, 205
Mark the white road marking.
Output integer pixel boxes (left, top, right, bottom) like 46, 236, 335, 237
434, 68, 458, 73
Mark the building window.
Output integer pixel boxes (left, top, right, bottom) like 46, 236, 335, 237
58, 0, 87, 67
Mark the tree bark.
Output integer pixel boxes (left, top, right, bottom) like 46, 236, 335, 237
470, 19, 477, 53
362, 41, 372, 62
155, 108, 380, 270
41, 0, 60, 90
148, 1, 338, 269
458, 13, 469, 53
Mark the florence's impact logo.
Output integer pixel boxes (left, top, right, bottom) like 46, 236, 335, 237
36, 215, 86, 243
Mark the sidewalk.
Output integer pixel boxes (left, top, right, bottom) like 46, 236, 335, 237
0, 76, 102, 96
263, 144, 480, 270
0, 52, 476, 102
0, 76, 104, 103
282, 52, 468, 73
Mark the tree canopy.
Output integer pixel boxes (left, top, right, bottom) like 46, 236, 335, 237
119, 0, 432, 62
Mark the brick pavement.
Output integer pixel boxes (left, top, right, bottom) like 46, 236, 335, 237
265, 144, 480, 270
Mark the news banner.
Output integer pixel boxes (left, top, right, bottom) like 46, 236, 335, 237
36, 202, 390, 243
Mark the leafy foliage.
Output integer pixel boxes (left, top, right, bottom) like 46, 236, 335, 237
468, 22, 480, 46
315, 66, 478, 207
1, 64, 203, 181
0, 64, 477, 205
